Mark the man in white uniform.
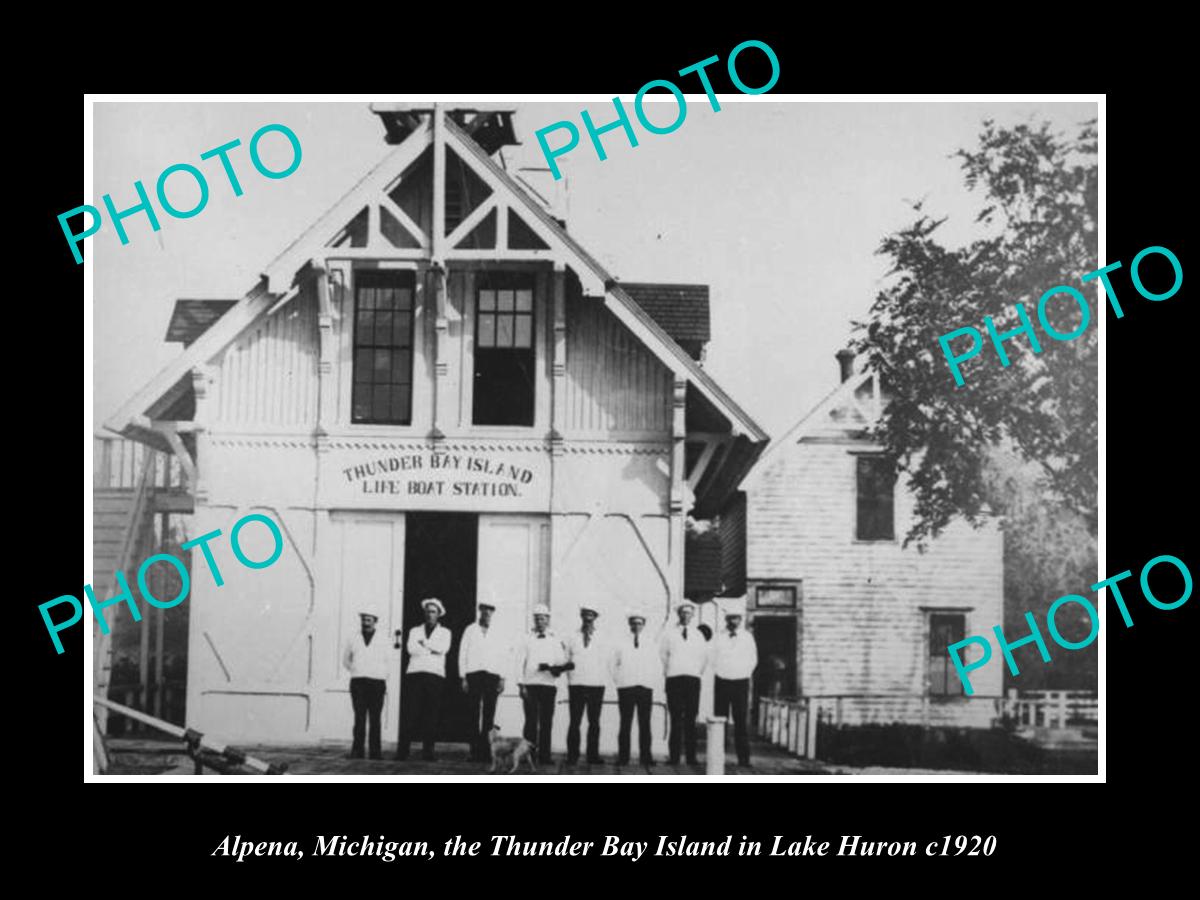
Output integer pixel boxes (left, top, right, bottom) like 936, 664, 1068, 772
458, 599, 509, 762
660, 599, 708, 767
342, 606, 394, 760
611, 610, 660, 770
396, 598, 452, 762
712, 596, 759, 768
517, 603, 566, 766
563, 604, 607, 767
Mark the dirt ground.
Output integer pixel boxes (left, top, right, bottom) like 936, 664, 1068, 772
237, 739, 833, 776
106, 735, 1084, 776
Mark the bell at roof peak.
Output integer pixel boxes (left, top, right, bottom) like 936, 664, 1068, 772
368, 104, 520, 156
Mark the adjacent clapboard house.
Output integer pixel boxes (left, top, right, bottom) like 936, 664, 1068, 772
734, 351, 1003, 728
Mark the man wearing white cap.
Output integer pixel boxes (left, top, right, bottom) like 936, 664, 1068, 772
563, 604, 607, 767
517, 603, 566, 765
396, 597, 452, 762
611, 610, 659, 770
712, 597, 758, 768
659, 599, 708, 767
458, 599, 509, 763
342, 606, 394, 760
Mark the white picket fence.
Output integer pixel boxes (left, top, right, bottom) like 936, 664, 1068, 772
756, 697, 816, 759
756, 690, 1098, 760
997, 689, 1097, 730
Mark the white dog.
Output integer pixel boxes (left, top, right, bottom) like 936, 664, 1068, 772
488, 725, 537, 774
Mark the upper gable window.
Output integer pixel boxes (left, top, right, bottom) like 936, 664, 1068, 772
473, 275, 535, 426
855, 454, 896, 541
351, 270, 415, 425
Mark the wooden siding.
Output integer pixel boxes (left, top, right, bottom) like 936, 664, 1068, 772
564, 294, 671, 433
746, 436, 1005, 720
204, 271, 670, 437
213, 281, 319, 426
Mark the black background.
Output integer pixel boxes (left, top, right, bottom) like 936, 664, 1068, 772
20, 23, 1191, 885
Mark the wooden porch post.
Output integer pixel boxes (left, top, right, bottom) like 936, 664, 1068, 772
549, 263, 566, 453
429, 105, 448, 439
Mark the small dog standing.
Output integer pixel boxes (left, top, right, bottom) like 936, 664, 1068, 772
488, 725, 537, 774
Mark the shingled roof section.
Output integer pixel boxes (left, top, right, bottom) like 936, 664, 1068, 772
621, 283, 711, 347
166, 300, 239, 346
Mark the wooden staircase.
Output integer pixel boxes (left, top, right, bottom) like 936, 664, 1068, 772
92, 435, 193, 744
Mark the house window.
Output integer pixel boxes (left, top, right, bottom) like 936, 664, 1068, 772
928, 613, 966, 697
351, 270, 415, 424
473, 276, 535, 426
755, 585, 797, 609
855, 454, 896, 541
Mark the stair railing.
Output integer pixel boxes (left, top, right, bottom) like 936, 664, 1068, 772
94, 451, 157, 733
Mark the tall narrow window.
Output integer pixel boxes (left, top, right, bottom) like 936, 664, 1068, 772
473, 275, 535, 426
928, 613, 966, 697
855, 454, 896, 541
351, 270, 415, 425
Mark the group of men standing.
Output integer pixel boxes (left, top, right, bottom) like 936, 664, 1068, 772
342, 596, 759, 770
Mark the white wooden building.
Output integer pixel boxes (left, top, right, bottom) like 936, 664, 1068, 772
101, 106, 767, 752
735, 351, 1003, 728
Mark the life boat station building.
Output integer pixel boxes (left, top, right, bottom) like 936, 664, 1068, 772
104, 106, 768, 750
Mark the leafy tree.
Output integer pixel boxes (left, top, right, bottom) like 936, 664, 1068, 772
984, 449, 1097, 691
852, 119, 1098, 547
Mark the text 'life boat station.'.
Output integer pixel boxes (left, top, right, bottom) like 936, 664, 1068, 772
102, 106, 768, 752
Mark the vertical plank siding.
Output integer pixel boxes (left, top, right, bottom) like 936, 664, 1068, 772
214, 282, 319, 426
564, 294, 671, 433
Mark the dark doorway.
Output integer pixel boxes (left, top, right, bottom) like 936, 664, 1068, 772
751, 615, 798, 707
401, 513, 478, 744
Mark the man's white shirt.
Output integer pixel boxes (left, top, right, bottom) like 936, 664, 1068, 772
343, 630, 396, 681
612, 633, 661, 689
406, 624, 453, 677
565, 629, 609, 687
458, 621, 511, 677
713, 628, 758, 680
518, 629, 567, 686
659, 623, 709, 678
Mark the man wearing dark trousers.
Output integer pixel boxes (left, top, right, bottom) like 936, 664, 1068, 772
396, 598, 452, 762
563, 605, 607, 766
660, 599, 708, 767
458, 600, 509, 763
517, 604, 565, 766
713, 597, 758, 768
342, 606, 394, 760
612, 610, 659, 770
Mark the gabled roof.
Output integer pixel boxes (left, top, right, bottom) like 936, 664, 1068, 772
165, 299, 238, 346
440, 116, 765, 443
621, 283, 710, 344
741, 367, 884, 492
105, 108, 768, 448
